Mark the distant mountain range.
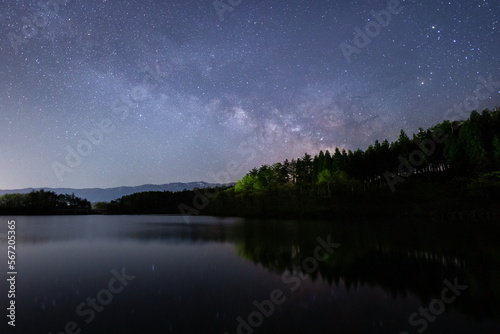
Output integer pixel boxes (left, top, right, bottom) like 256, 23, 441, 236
0, 182, 229, 202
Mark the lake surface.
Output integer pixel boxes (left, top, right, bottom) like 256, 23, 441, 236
0, 215, 499, 334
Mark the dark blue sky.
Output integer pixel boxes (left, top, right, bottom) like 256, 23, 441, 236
0, 0, 498, 188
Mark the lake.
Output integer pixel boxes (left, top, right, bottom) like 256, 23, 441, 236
1, 215, 499, 334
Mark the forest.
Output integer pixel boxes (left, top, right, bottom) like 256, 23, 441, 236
2, 108, 499, 218
0, 189, 91, 215
94, 108, 500, 219
232, 109, 500, 194
96, 189, 211, 214
203, 108, 500, 219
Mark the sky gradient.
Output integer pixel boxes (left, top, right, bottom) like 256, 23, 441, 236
0, 0, 499, 189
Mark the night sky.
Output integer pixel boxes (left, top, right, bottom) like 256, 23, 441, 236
0, 0, 498, 189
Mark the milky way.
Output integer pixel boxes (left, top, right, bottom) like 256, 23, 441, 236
0, 0, 498, 188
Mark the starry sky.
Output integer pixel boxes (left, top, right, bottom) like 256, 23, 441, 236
0, 0, 498, 189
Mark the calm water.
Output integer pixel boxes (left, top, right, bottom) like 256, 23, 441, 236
0, 215, 499, 334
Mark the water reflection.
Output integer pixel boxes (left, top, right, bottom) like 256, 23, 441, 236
0, 216, 498, 333
235, 219, 500, 322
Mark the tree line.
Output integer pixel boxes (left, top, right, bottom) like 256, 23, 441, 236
2, 108, 498, 218
233, 108, 500, 196
98, 189, 200, 214
0, 189, 91, 214
201, 108, 500, 219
